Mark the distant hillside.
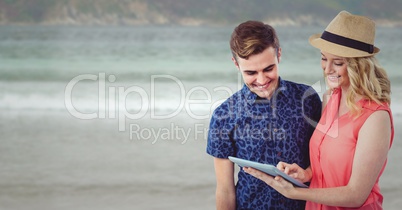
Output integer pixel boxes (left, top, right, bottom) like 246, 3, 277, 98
1, 0, 402, 26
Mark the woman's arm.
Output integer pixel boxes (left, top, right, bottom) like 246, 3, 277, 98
214, 157, 236, 210
245, 110, 391, 207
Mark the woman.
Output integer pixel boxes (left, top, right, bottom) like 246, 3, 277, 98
244, 11, 394, 209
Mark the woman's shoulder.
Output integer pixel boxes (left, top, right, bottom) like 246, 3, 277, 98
361, 100, 391, 112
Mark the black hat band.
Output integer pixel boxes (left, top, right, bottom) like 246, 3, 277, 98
321, 31, 374, 54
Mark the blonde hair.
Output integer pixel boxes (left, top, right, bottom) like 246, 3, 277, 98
345, 56, 391, 116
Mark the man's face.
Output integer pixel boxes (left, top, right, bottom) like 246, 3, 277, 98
234, 46, 281, 99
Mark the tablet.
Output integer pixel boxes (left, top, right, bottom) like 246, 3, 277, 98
228, 156, 308, 188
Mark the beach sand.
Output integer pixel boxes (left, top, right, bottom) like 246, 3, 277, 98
0, 110, 400, 210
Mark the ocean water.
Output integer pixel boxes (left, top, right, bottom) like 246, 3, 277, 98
0, 25, 401, 116
0, 25, 401, 209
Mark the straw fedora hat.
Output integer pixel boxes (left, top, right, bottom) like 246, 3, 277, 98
309, 10, 380, 57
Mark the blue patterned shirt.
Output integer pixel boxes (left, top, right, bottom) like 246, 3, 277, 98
207, 78, 321, 210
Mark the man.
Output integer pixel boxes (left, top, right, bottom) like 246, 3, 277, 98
206, 20, 321, 209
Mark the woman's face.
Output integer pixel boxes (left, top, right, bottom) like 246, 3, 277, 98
321, 51, 350, 90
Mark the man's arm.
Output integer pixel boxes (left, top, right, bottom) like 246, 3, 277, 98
214, 157, 236, 210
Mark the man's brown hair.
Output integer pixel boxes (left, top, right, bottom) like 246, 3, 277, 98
230, 20, 280, 61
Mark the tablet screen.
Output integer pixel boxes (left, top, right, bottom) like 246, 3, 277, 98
228, 156, 308, 188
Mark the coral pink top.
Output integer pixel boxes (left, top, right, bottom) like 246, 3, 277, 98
306, 88, 394, 210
